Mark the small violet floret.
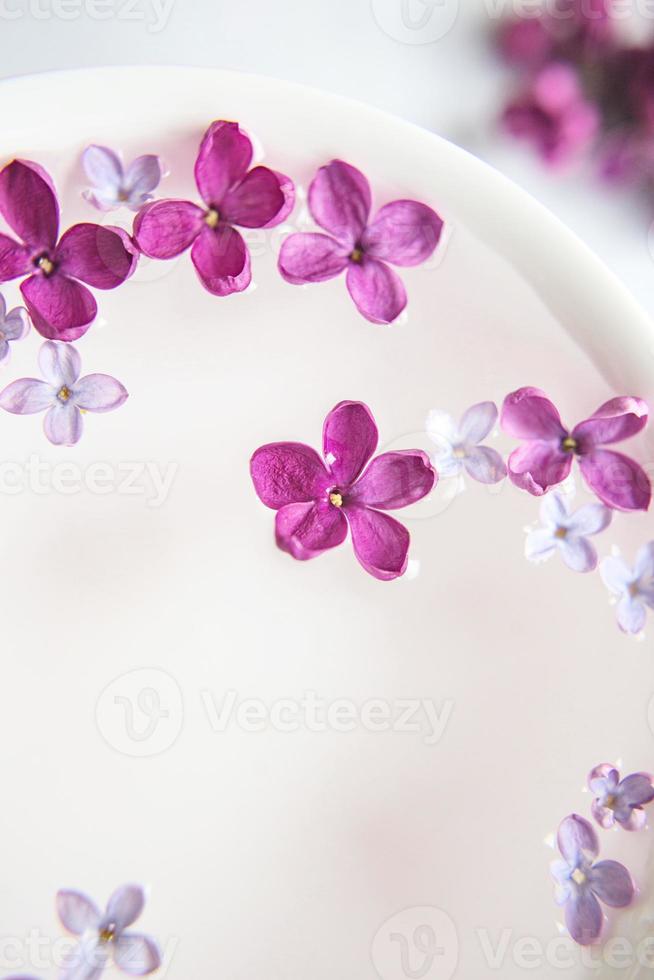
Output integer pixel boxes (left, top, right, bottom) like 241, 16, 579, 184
600, 542, 654, 634
0, 340, 128, 446
82, 145, 163, 212
588, 764, 654, 831
501, 387, 651, 511
278, 159, 444, 324
525, 492, 612, 572
0, 291, 29, 363
250, 400, 437, 580
425, 401, 506, 486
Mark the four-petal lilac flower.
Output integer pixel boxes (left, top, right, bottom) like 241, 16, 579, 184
83, 145, 163, 212
501, 387, 651, 511
0, 291, 29, 362
525, 492, 612, 572
134, 121, 294, 296
250, 401, 437, 580
425, 401, 506, 485
57, 883, 161, 979
0, 159, 137, 341
0, 340, 127, 446
589, 764, 654, 831
600, 542, 654, 634
278, 160, 443, 324
551, 813, 635, 945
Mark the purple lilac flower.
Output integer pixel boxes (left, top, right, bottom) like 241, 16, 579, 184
551, 813, 635, 945
0, 292, 29, 363
525, 492, 612, 572
589, 764, 654, 830
502, 63, 600, 166
600, 543, 654, 634
0, 340, 127, 446
250, 400, 437, 580
0, 160, 137, 341
425, 401, 506, 485
277, 160, 443, 324
501, 387, 651, 511
497, 17, 554, 68
57, 883, 161, 979
134, 120, 294, 296
82, 145, 163, 212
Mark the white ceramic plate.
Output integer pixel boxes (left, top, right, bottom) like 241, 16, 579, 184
0, 66, 653, 980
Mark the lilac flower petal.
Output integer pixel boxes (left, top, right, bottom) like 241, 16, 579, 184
124, 155, 163, 202
560, 535, 598, 573
262, 171, 295, 228
590, 861, 635, 908
618, 807, 648, 831
635, 542, 654, 583
565, 890, 604, 945
21, 274, 96, 342
113, 933, 162, 976
347, 506, 410, 581
588, 764, 619, 796
362, 200, 443, 266
308, 160, 371, 245
39, 339, 80, 387
463, 446, 507, 484
616, 593, 647, 634
349, 450, 436, 510
551, 858, 573, 903
250, 442, 330, 509
56, 223, 136, 289
56, 889, 102, 935
60, 933, 107, 980
190, 224, 250, 295
0, 378, 54, 413
346, 257, 407, 324
278, 233, 349, 284
44, 403, 83, 446
567, 502, 612, 536
105, 884, 146, 932
620, 773, 654, 807
323, 400, 378, 486
508, 441, 572, 495
600, 555, 634, 595
0, 159, 59, 249
540, 492, 569, 526
591, 799, 617, 830
133, 200, 204, 259
0, 292, 6, 318
425, 409, 458, 447
220, 166, 285, 228
525, 527, 557, 562
74, 374, 128, 412
83, 145, 123, 193
579, 449, 651, 511
0, 340, 9, 363
2, 306, 30, 341
501, 387, 567, 440
458, 401, 498, 444
0, 233, 32, 280
573, 397, 649, 449
194, 121, 253, 207
558, 814, 599, 864
275, 500, 348, 560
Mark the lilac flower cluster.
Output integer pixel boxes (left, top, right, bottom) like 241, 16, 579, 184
497, 0, 654, 197
551, 764, 654, 945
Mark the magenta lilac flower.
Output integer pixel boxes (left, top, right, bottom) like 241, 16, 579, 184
525, 492, 612, 572
0, 291, 29, 363
58, 883, 161, 979
501, 387, 651, 511
83, 145, 163, 212
551, 813, 635, 945
600, 543, 654, 634
589, 764, 654, 831
278, 160, 443, 324
0, 340, 127, 446
134, 120, 294, 296
425, 401, 506, 486
250, 401, 437, 580
0, 160, 137, 341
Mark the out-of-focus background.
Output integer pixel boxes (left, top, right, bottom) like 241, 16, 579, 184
1, 0, 652, 314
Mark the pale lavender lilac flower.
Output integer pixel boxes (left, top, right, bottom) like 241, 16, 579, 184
425, 401, 506, 486
525, 492, 612, 572
82, 145, 163, 212
501, 387, 651, 511
551, 813, 635, 945
134, 120, 294, 296
57, 883, 161, 979
600, 542, 654, 634
250, 400, 437, 580
0, 160, 137, 341
0, 292, 29, 363
278, 160, 443, 324
0, 340, 127, 446
589, 764, 654, 831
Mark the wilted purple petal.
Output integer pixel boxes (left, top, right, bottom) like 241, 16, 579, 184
579, 449, 651, 511
278, 233, 349, 284
0, 378, 54, 413
362, 200, 443, 267
464, 446, 507, 484
589, 861, 635, 908
275, 500, 348, 560
21, 273, 96, 342
250, 442, 330, 509
558, 814, 599, 864
508, 441, 572, 495
74, 374, 128, 412
133, 199, 204, 259
44, 402, 83, 446
263, 170, 295, 228
190, 224, 250, 295
573, 397, 649, 449
620, 773, 654, 808
347, 506, 410, 581
104, 884, 145, 933
501, 387, 567, 440
56, 223, 137, 288
346, 257, 407, 324
221, 166, 285, 228
39, 339, 80, 387
113, 933, 162, 976
194, 121, 252, 207
0, 159, 59, 249
308, 160, 371, 245
57, 889, 102, 935
349, 450, 436, 510
565, 889, 603, 946
0, 233, 32, 280
323, 400, 378, 486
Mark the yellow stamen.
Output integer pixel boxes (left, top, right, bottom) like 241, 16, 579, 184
605, 794, 617, 809
58, 385, 72, 403
38, 256, 54, 276
329, 492, 343, 508
205, 208, 220, 228
350, 247, 363, 264
554, 527, 567, 540
99, 925, 116, 943
562, 437, 578, 453
572, 869, 587, 886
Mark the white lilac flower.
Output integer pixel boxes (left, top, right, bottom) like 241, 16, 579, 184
425, 401, 506, 486
600, 542, 654, 634
57, 883, 161, 979
82, 145, 163, 212
0, 292, 29, 362
525, 492, 612, 572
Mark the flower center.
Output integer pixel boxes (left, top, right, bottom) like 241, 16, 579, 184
205, 208, 220, 229
554, 527, 568, 540
329, 491, 344, 508
628, 582, 640, 598
571, 868, 587, 887
605, 793, 617, 809
453, 446, 467, 460
36, 254, 55, 276
99, 924, 117, 944
349, 246, 364, 264
57, 385, 72, 403
561, 436, 578, 454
